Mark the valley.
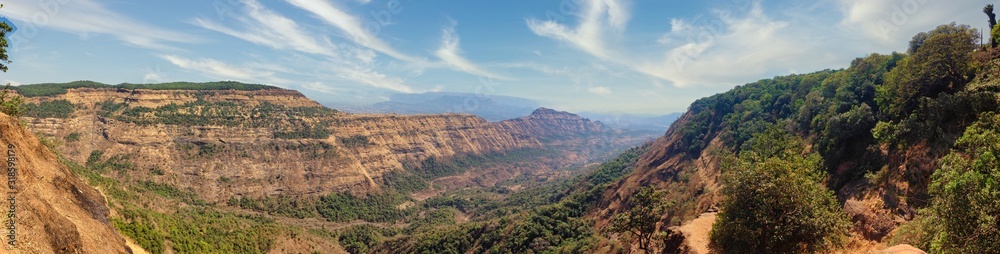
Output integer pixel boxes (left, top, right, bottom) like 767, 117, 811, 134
1, 1, 999, 253
4, 81, 659, 253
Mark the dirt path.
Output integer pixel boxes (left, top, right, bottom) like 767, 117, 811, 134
678, 212, 716, 254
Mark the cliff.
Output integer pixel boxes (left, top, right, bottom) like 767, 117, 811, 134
0, 112, 130, 253
19, 85, 654, 202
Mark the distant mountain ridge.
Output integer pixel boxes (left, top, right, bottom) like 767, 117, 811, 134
578, 112, 682, 133
342, 92, 682, 131
344, 92, 540, 122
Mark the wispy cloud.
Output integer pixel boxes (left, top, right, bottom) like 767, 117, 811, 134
435, 25, 512, 80
2, 0, 198, 50
835, 0, 984, 47
160, 54, 292, 87
587, 86, 611, 95
191, 0, 416, 93
640, 2, 822, 87
526, 0, 630, 60
193, 0, 337, 56
527, 0, 839, 88
284, 0, 422, 62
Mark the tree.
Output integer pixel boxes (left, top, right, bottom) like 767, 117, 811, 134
879, 23, 978, 120
710, 126, 848, 253
0, 4, 21, 117
987, 4, 998, 47
609, 186, 668, 252
920, 112, 1000, 253
0, 83, 23, 116
0, 4, 12, 72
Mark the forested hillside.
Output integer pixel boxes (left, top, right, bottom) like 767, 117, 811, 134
587, 22, 1000, 253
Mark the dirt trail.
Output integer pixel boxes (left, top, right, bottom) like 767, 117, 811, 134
677, 212, 716, 254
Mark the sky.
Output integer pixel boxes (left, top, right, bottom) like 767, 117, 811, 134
0, 0, 991, 115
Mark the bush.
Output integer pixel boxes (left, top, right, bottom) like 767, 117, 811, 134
710, 126, 849, 253
0, 83, 24, 116
65, 132, 81, 142
919, 112, 1000, 253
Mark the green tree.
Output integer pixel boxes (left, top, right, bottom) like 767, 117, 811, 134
880, 23, 978, 120
0, 5, 20, 117
710, 126, 849, 253
0, 83, 23, 116
921, 112, 1000, 253
0, 4, 12, 72
609, 186, 668, 252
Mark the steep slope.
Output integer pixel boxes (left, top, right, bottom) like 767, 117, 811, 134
592, 24, 996, 252
14, 82, 654, 203
0, 112, 129, 253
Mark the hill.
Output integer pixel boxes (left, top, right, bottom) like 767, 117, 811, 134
0, 112, 130, 253
593, 23, 999, 252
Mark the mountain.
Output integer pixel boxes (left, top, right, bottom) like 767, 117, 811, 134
344, 92, 540, 122
0, 112, 130, 253
13, 82, 652, 202
578, 112, 682, 132
7, 81, 659, 253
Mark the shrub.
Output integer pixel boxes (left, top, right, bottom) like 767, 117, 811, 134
919, 112, 1000, 253
710, 126, 849, 253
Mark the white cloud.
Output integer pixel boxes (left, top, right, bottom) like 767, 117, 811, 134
192, 0, 416, 93
435, 25, 512, 80
526, 0, 631, 60
284, 0, 421, 62
2, 0, 198, 50
142, 66, 167, 83
670, 18, 689, 33
528, 0, 841, 88
640, 1, 822, 87
587, 86, 612, 95
835, 0, 986, 49
193, 0, 337, 56
159, 55, 291, 87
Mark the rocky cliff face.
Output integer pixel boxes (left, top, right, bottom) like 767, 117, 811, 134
593, 111, 723, 230
0, 112, 130, 253
22, 87, 654, 202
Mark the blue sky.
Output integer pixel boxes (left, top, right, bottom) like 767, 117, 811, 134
0, 0, 990, 114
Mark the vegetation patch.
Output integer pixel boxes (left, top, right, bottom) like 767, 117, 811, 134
23, 99, 75, 118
